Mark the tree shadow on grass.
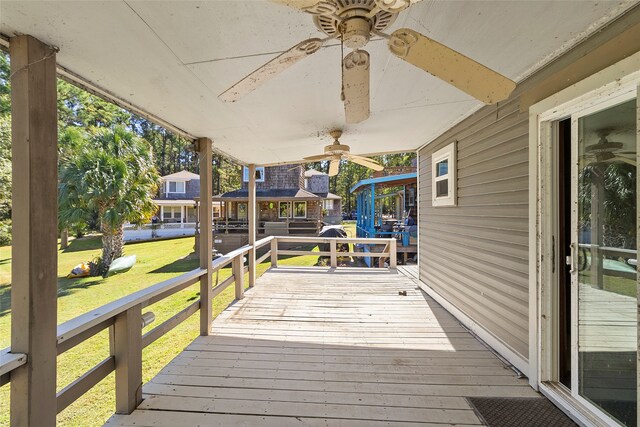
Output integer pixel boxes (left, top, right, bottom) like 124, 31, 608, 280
149, 253, 200, 274
0, 276, 106, 318
61, 236, 103, 253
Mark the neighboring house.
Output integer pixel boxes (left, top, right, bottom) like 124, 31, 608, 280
211, 165, 341, 253
124, 170, 221, 241
155, 170, 200, 224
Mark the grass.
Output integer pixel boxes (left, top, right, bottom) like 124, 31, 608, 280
0, 234, 322, 426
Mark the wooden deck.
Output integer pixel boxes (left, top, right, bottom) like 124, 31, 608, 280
107, 266, 537, 426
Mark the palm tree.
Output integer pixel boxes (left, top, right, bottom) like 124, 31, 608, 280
59, 126, 160, 272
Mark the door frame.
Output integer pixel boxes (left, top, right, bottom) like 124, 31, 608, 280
529, 52, 640, 426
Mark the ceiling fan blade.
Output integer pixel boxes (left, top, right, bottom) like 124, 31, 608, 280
303, 154, 332, 161
374, 0, 423, 13
343, 50, 370, 124
348, 154, 382, 165
615, 157, 636, 166
270, 0, 338, 14
387, 28, 516, 104
329, 158, 340, 176
219, 38, 326, 102
346, 154, 384, 171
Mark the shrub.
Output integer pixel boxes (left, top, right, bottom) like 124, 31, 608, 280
0, 220, 11, 246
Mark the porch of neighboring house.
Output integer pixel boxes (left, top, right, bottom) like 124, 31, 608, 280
208, 195, 324, 254
106, 265, 538, 426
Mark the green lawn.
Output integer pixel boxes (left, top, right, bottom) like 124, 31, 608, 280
0, 235, 320, 426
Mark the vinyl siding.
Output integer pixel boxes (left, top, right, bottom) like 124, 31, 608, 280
418, 97, 530, 360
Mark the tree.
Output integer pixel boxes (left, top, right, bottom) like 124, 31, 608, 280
58, 126, 160, 272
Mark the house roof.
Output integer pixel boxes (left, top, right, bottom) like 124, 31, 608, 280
214, 188, 322, 201
161, 170, 200, 181
1, 2, 632, 165
350, 172, 417, 193
313, 192, 342, 200
304, 169, 327, 177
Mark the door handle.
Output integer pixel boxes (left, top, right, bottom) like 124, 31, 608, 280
566, 242, 577, 273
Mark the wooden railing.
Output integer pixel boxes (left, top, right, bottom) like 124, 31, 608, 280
0, 235, 395, 418
0, 238, 273, 416
269, 236, 397, 269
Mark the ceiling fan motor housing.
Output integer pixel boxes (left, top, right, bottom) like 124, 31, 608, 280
340, 17, 371, 49
313, 0, 396, 41
324, 143, 351, 155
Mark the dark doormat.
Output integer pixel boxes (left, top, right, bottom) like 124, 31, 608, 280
467, 397, 577, 427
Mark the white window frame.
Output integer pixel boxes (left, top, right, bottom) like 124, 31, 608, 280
293, 201, 307, 218
166, 180, 186, 194
278, 201, 290, 218
243, 166, 265, 183
431, 142, 456, 207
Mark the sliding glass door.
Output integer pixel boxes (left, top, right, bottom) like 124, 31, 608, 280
572, 96, 637, 426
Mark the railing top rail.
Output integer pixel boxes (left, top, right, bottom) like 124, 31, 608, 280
254, 236, 274, 249
275, 236, 395, 244
0, 348, 27, 377
55, 267, 206, 347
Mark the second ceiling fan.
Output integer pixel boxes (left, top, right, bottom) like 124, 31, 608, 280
219, 0, 516, 124
303, 129, 384, 176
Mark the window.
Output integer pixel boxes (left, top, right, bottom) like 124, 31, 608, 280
323, 199, 334, 210
407, 187, 415, 206
243, 166, 265, 182
238, 203, 247, 220
162, 206, 182, 222
167, 181, 185, 193
279, 201, 290, 218
432, 142, 456, 206
293, 201, 307, 218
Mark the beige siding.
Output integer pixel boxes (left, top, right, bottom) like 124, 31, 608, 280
418, 97, 530, 360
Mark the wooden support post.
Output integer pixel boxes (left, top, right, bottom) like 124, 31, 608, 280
389, 239, 397, 269
247, 164, 257, 287
9, 34, 58, 427
232, 255, 244, 300
271, 238, 278, 267
198, 138, 213, 335
330, 239, 338, 268
113, 305, 142, 414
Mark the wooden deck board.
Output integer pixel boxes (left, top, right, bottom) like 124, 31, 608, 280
106, 266, 537, 426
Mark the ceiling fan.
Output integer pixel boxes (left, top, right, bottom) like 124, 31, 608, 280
218, 0, 516, 124
303, 129, 384, 176
583, 128, 636, 167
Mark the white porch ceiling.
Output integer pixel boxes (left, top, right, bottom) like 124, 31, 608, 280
0, 1, 636, 165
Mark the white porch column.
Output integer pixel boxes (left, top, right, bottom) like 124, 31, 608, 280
10, 35, 58, 426
197, 138, 213, 335
248, 164, 257, 287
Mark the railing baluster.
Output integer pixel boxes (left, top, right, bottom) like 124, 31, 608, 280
271, 238, 278, 267
389, 239, 397, 269
113, 304, 142, 415
330, 239, 338, 268
233, 255, 245, 300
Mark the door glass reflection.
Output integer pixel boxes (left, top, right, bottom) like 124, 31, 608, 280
577, 99, 637, 426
